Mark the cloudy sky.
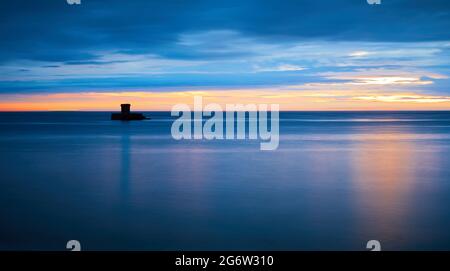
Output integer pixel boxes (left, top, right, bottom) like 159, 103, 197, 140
1, 0, 450, 110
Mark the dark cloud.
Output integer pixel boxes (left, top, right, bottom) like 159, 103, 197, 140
0, 71, 333, 93
0, 0, 449, 63
0, 0, 449, 96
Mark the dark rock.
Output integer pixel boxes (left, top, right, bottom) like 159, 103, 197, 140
111, 104, 149, 121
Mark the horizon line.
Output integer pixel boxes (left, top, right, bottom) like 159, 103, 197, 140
2, 109, 450, 113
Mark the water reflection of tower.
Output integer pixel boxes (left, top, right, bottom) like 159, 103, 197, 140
120, 122, 130, 201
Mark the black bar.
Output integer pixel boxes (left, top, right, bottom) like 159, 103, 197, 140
1, 251, 449, 270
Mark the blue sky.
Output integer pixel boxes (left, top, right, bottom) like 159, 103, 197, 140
0, 0, 450, 110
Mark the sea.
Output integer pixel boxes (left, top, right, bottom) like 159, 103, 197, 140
1, 111, 450, 250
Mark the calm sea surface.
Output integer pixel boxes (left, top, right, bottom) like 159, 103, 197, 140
1, 111, 450, 250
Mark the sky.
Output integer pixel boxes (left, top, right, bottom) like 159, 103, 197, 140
0, 0, 450, 110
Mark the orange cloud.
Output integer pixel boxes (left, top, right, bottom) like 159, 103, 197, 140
1, 90, 450, 111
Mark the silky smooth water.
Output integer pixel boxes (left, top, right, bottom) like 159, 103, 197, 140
1, 111, 450, 250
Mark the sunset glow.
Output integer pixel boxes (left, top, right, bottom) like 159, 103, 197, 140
2, 90, 450, 111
